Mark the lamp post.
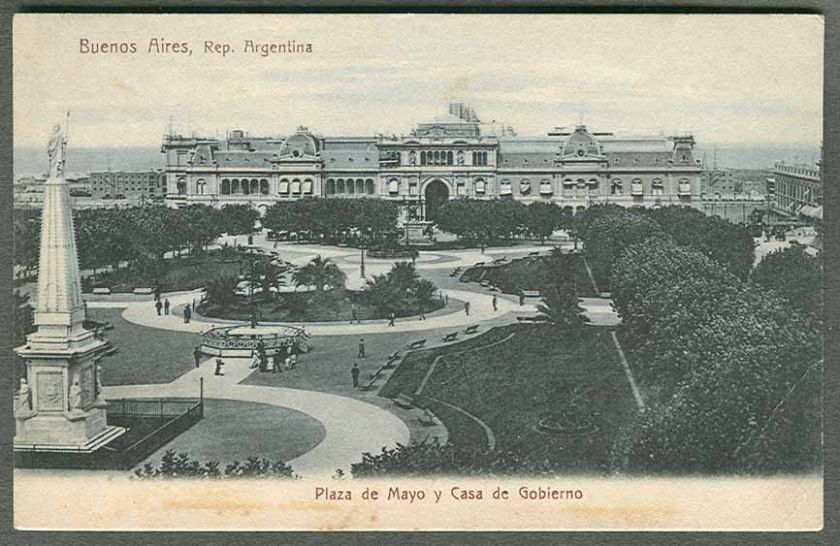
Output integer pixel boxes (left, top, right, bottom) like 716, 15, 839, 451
360, 242, 366, 278
248, 247, 257, 328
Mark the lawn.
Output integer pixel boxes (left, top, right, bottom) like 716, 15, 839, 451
460, 253, 597, 297
88, 248, 273, 293
137, 399, 326, 469
89, 308, 200, 386
380, 324, 637, 473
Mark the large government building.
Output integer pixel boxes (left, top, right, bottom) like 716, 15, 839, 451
162, 103, 703, 223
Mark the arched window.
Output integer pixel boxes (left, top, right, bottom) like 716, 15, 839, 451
302, 179, 313, 194
290, 179, 301, 194
651, 178, 664, 196
347, 179, 355, 194
631, 178, 644, 196
250, 179, 259, 194
326, 179, 336, 195
472, 151, 477, 165
520, 179, 531, 195
337, 179, 345, 193
500, 179, 512, 196
259, 179, 269, 195
540, 179, 553, 195
447, 151, 453, 165
388, 178, 399, 194
278, 179, 289, 194
420, 151, 426, 166
221, 179, 231, 195
365, 179, 375, 194
356, 179, 364, 194
611, 178, 623, 195
241, 179, 250, 195
232, 179, 241, 194
177, 178, 186, 195
475, 178, 486, 194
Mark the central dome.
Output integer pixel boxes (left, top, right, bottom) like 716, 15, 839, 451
280, 127, 319, 158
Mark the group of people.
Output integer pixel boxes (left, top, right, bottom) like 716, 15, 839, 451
154, 292, 196, 323
251, 339, 300, 374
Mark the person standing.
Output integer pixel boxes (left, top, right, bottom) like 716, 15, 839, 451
290, 353, 298, 370
164, 298, 170, 315
351, 362, 360, 388
388, 312, 395, 327
518, 291, 525, 306
358, 338, 366, 359
492, 294, 498, 312
155, 299, 163, 316
183, 305, 192, 324
464, 301, 470, 316
214, 358, 225, 376
272, 352, 283, 373
193, 347, 202, 368
351, 304, 360, 324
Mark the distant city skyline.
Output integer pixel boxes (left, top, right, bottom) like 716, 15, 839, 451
14, 14, 823, 150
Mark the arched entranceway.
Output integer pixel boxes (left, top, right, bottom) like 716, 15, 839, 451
424, 180, 449, 221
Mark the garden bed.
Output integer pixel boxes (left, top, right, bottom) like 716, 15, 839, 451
197, 289, 444, 323
459, 252, 597, 297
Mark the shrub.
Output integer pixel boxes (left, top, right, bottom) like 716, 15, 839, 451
134, 450, 296, 479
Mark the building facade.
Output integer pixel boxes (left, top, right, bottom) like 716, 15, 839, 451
89, 170, 166, 201
161, 104, 703, 222
771, 160, 822, 221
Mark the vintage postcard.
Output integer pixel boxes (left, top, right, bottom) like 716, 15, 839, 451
11, 13, 824, 531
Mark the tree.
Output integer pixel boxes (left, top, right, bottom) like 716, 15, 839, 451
219, 204, 259, 236
414, 279, 437, 315
262, 202, 298, 237
536, 284, 588, 328
204, 277, 240, 309
525, 202, 562, 243
751, 245, 822, 319
291, 256, 345, 292
363, 273, 408, 316
388, 261, 419, 291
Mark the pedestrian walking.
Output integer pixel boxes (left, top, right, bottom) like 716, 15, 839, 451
192, 299, 196, 313
358, 338, 366, 359
193, 346, 202, 368
464, 301, 470, 316
164, 299, 170, 315
444, 293, 449, 305
155, 300, 163, 316
388, 312, 396, 327
492, 294, 498, 312
214, 358, 225, 376
183, 305, 192, 323
519, 291, 525, 306
351, 362, 360, 388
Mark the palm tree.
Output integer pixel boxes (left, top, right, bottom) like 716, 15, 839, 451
363, 273, 406, 316
536, 284, 589, 328
388, 261, 419, 291
292, 256, 346, 292
413, 279, 437, 315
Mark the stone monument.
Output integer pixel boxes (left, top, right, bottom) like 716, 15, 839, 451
14, 118, 125, 451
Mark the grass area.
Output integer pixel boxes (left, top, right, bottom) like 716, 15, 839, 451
138, 399, 326, 468
381, 324, 637, 473
88, 248, 272, 293
460, 253, 597, 297
89, 308, 199, 386
199, 290, 445, 323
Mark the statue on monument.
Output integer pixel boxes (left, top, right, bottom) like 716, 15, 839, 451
68, 379, 83, 414
15, 377, 35, 419
93, 362, 108, 408
47, 121, 67, 179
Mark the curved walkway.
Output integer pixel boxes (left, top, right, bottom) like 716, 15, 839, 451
87, 287, 542, 336
102, 356, 410, 477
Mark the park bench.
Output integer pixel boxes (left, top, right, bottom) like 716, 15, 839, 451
384, 352, 402, 368
92, 287, 111, 295
133, 287, 154, 295
528, 251, 541, 257
442, 332, 459, 342
360, 376, 379, 391
394, 392, 415, 409
406, 339, 426, 351
516, 316, 545, 323
464, 325, 479, 335
521, 290, 541, 299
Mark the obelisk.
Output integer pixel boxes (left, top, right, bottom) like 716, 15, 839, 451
14, 120, 124, 450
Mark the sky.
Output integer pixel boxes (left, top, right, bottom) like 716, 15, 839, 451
14, 14, 824, 149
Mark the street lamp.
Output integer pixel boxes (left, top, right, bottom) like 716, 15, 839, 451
248, 247, 258, 328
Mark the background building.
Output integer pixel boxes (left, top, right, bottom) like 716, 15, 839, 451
89, 170, 166, 201
772, 159, 822, 222
161, 103, 704, 222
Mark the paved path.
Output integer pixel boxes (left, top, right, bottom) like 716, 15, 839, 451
103, 356, 410, 477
